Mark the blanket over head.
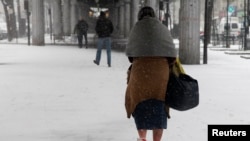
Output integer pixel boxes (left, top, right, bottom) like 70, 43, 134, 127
126, 17, 177, 57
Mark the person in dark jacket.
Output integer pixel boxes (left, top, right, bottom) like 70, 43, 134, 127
93, 11, 114, 67
74, 16, 89, 48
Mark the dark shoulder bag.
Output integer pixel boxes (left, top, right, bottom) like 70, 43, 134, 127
165, 61, 199, 111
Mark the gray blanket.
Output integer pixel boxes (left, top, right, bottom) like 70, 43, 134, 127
126, 17, 177, 57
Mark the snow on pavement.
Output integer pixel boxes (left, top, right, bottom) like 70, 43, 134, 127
1, 43, 250, 141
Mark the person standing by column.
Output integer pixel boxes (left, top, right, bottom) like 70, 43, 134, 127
93, 11, 114, 67
125, 6, 177, 141
74, 16, 89, 48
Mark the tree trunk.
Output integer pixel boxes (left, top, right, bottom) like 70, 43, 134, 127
179, 0, 200, 64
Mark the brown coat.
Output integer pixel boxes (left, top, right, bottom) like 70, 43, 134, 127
125, 57, 170, 118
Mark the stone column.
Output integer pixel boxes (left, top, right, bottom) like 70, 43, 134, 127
113, 3, 119, 35
109, 6, 116, 26
179, 0, 200, 64
32, 0, 45, 45
82, 3, 89, 20
77, 2, 83, 20
119, 1, 125, 38
63, 0, 70, 36
145, 0, 160, 19
70, 0, 78, 33
130, 0, 140, 28
52, 0, 63, 39
124, 0, 131, 37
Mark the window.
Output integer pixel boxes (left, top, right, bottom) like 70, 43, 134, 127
231, 23, 238, 29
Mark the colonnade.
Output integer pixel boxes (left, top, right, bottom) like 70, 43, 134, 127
31, 0, 160, 45
112, 0, 160, 38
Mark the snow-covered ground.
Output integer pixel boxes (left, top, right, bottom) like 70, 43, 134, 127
1, 40, 250, 141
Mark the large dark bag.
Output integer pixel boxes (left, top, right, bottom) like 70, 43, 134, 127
165, 72, 199, 111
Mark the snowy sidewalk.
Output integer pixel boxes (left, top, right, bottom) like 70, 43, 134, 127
1, 44, 250, 141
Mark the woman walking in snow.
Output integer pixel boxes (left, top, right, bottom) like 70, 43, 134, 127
125, 6, 177, 141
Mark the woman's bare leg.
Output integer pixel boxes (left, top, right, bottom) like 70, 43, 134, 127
137, 129, 147, 140
153, 129, 163, 141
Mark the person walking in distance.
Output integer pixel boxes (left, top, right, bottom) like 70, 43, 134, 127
74, 16, 89, 48
93, 11, 114, 67
125, 6, 177, 141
